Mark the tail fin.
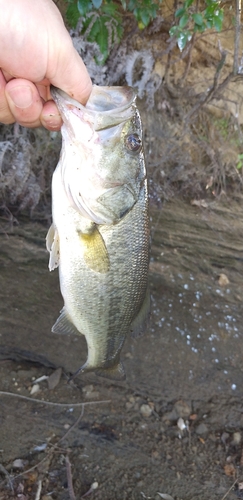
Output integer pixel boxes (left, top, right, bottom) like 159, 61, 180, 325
69, 360, 126, 382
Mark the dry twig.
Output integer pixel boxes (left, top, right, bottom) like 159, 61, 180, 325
65, 455, 76, 500
0, 390, 110, 407
221, 477, 239, 500
34, 479, 42, 500
0, 463, 14, 492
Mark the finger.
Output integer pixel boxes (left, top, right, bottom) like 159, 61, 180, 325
0, 70, 15, 124
48, 39, 92, 105
40, 99, 62, 131
5, 78, 44, 127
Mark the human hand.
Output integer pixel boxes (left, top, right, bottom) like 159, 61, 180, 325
0, 0, 92, 130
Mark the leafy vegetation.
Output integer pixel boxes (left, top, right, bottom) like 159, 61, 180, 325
66, 0, 162, 62
65, 0, 224, 62
170, 0, 224, 51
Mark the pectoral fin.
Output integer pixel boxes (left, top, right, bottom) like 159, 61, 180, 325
52, 308, 80, 336
46, 223, 60, 271
130, 288, 150, 338
78, 226, 110, 273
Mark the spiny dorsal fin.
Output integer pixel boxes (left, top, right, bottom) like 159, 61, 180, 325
52, 308, 80, 336
46, 223, 60, 271
78, 226, 110, 273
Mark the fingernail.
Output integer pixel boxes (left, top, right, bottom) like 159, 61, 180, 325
42, 113, 62, 130
7, 85, 33, 108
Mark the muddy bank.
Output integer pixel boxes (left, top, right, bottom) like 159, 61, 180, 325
0, 199, 243, 499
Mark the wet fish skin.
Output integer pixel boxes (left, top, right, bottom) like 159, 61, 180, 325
47, 85, 149, 380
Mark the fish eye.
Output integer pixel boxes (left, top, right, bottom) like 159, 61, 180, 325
125, 133, 142, 153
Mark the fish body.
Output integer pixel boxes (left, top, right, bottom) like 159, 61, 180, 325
47, 85, 149, 380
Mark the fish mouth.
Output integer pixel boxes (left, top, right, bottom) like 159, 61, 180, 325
51, 85, 136, 130
51, 85, 141, 225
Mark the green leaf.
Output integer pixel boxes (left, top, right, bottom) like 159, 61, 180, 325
175, 7, 185, 18
92, 0, 102, 7
128, 0, 136, 11
177, 30, 191, 51
179, 13, 189, 28
213, 15, 223, 31
77, 0, 92, 16
169, 26, 179, 37
192, 13, 204, 26
102, 3, 118, 15
185, 0, 194, 7
66, 3, 80, 28
140, 9, 150, 27
96, 19, 109, 55
206, 19, 213, 28
194, 22, 206, 32
120, 0, 127, 9
85, 17, 100, 40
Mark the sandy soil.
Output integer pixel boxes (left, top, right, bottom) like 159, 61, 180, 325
0, 199, 243, 500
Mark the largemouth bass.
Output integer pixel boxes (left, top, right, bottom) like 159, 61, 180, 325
46, 85, 149, 380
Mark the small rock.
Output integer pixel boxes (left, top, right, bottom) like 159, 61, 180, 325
140, 404, 153, 418
30, 383, 40, 395
125, 402, 134, 411
177, 417, 187, 431
221, 432, 230, 445
156, 493, 175, 500
173, 400, 191, 419
218, 273, 229, 286
48, 367, 62, 390
232, 432, 241, 445
82, 385, 99, 399
12, 459, 25, 469
195, 423, 208, 435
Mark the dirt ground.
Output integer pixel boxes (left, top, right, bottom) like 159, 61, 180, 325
0, 199, 243, 500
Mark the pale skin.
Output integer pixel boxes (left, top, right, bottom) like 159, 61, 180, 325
0, 0, 92, 130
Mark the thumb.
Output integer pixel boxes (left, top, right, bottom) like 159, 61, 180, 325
48, 38, 92, 105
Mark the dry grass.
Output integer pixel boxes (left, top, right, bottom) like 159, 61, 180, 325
0, 123, 61, 221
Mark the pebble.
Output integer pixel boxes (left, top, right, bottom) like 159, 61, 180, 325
82, 385, 99, 399
164, 400, 191, 421
12, 459, 25, 469
140, 404, 153, 418
30, 383, 40, 395
195, 423, 208, 435
177, 417, 187, 431
174, 400, 191, 418
218, 273, 229, 286
232, 432, 241, 445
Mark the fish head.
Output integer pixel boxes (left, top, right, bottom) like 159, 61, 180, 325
51, 85, 145, 225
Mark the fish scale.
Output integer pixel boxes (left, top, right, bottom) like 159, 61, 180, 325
47, 85, 150, 380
